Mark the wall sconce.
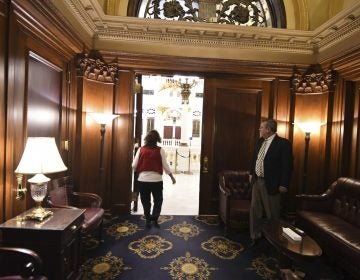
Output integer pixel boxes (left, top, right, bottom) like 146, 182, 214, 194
15, 174, 27, 200
294, 122, 323, 193
14, 137, 67, 220
89, 113, 119, 195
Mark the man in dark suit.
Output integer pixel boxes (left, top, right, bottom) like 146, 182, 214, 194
249, 119, 293, 246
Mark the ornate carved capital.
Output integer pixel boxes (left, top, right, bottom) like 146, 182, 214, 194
77, 53, 120, 83
292, 64, 337, 94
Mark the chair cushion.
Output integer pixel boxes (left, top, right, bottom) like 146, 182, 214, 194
81, 208, 105, 232
229, 200, 251, 218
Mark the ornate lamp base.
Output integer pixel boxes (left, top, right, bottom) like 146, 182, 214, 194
25, 206, 53, 221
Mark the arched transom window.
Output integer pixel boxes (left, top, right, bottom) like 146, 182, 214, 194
138, 0, 274, 27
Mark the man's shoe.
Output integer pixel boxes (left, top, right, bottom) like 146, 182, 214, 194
153, 220, 160, 228
145, 220, 152, 229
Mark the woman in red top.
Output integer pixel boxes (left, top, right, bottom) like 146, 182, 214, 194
132, 130, 176, 228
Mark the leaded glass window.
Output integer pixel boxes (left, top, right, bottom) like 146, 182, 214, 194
138, 0, 272, 27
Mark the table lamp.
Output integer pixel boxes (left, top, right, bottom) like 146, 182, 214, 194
15, 137, 67, 221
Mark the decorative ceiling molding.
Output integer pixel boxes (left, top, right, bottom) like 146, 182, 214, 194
51, 0, 360, 62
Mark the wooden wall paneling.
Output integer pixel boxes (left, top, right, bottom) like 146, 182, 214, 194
214, 88, 261, 171
273, 78, 297, 216
342, 81, 356, 177
327, 80, 345, 186
4, 10, 28, 221
112, 71, 135, 214
78, 80, 114, 206
0, 0, 8, 222
261, 80, 272, 119
73, 75, 84, 188
355, 83, 360, 178
26, 52, 70, 180
64, 59, 79, 177
60, 63, 72, 170
64, 59, 82, 176
24, 39, 75, 174
274, 79, 292, 140
26, 53, 62, 138
316, 92, 330, 193
1, 0, 80, 222
323, 87, 335, 189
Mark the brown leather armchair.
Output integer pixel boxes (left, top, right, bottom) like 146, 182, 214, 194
46, 176, 104, 239
218, 170, 252, 234
0, 247, 47, 280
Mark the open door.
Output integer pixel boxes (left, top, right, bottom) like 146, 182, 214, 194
199, 76, 263, 214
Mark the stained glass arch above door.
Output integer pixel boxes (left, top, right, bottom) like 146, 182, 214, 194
129, 0, 286, 28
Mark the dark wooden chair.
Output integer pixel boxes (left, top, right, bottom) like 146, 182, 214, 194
45, 176, 104, 239
0, 247, 48, 280
218, 170, 252, 234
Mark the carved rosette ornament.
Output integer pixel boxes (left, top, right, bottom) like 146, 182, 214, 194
292, 65, 337, 94
77, 54, 120, 83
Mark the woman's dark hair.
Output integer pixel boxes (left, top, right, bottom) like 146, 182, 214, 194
144, 130, 161, 147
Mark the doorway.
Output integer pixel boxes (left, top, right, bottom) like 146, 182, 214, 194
132, 74, 204, 215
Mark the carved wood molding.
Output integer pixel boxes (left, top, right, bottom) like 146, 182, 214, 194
77, 53, 120, 83
100, 50, 308, 77
11, 0, 83, 59
292, 64, 337, 94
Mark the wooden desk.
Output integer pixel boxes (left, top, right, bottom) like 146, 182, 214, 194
0, 208, 85, 280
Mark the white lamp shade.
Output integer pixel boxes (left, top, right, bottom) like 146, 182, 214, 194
15, 137, 67, 174
294, 122, 323, 134
89, 113, 118, 125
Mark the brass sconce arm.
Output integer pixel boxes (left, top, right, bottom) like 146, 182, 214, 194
15, 173, 27, 200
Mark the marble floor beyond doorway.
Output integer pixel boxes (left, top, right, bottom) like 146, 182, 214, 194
131, 172, 200, 216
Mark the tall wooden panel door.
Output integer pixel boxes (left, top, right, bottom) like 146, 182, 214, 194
199, 77, 263, 214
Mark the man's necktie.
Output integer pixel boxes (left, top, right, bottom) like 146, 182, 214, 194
255, 139, 268, 177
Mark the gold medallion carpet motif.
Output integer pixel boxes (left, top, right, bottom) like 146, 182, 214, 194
80, 214, 341, 279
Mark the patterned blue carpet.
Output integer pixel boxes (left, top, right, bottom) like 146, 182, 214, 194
80, 214, 342, 279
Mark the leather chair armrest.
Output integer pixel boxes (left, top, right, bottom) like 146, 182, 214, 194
219, 184, 230, 196
45, 199, 78, 209
0, 247, 45, 279
296, 193, 332, 211
72, 191, 103, 208
48, 202, 78, 210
